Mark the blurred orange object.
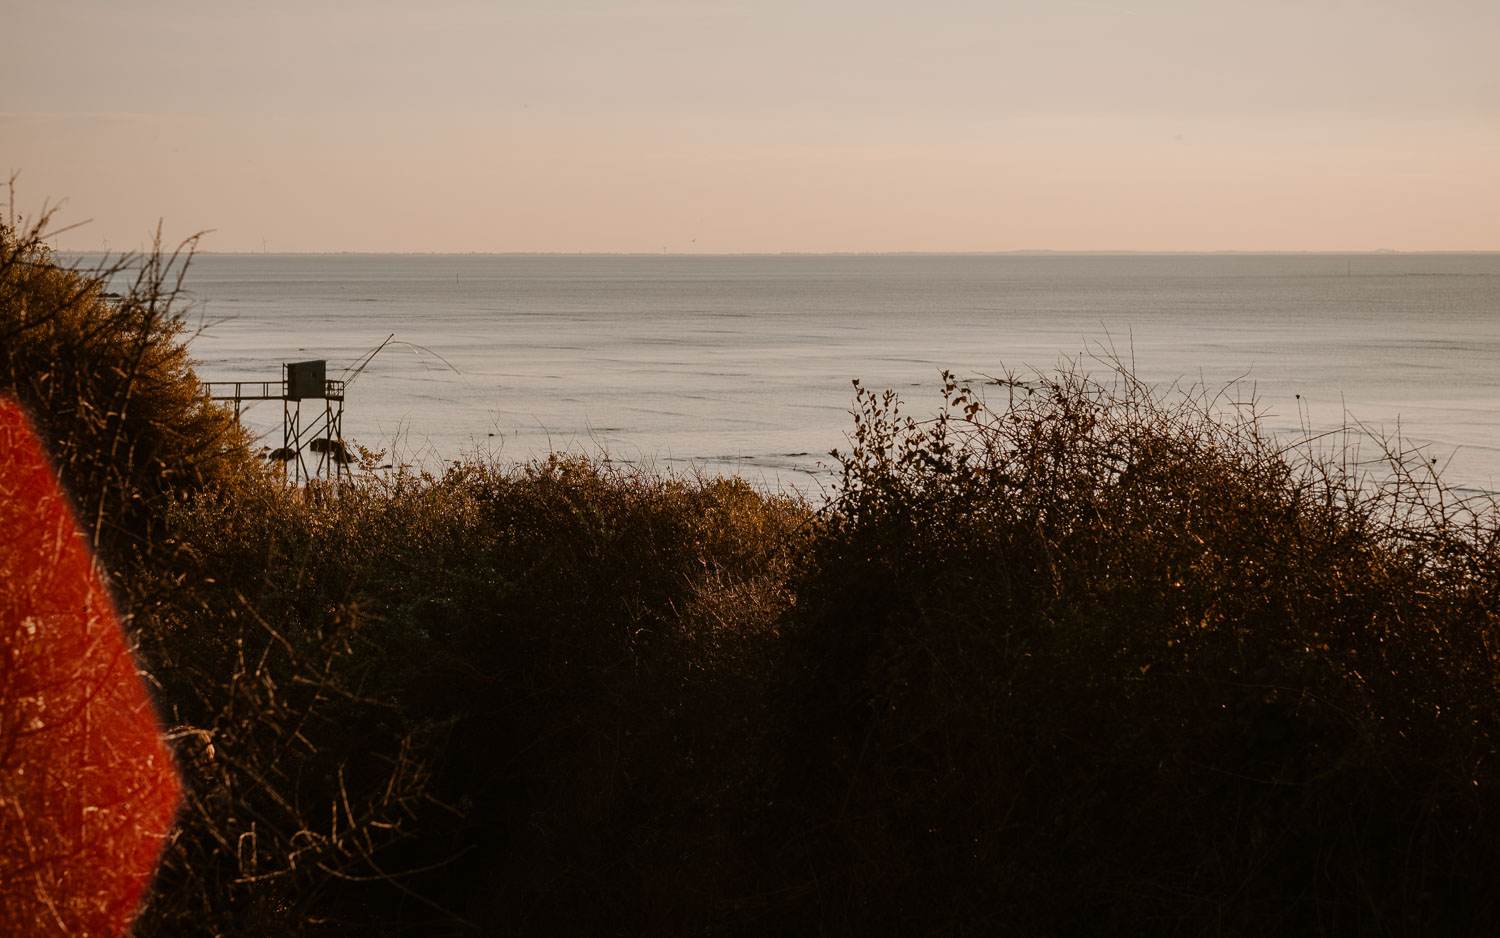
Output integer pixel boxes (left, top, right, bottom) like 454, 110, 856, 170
0, 397, 182, 936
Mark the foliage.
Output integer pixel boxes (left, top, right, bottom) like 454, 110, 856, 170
130, 457, 810, 934
9, 190, 1500, 934
0, 195, 468, 934
769, 363, 1500, 935
0, 187, 254, 570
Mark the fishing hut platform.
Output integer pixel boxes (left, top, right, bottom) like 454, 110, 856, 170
205, 359, 349, 485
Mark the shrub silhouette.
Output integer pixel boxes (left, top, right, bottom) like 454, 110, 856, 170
0, 199, 477, 933
10, 189, 1500, 934
0, 198, 254, 569
172, 456, 809, 931
770, 364, 1500, 935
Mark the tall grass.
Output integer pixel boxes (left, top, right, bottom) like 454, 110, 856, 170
131, 457, 809, 934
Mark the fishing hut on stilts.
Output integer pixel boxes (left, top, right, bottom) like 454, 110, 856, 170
205, 360, 350, 487
205, 335, 396, 489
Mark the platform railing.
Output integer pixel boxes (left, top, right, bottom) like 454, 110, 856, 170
203, 379, 345, 402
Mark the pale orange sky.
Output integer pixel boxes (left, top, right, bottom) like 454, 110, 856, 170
4, 0, 1497, 253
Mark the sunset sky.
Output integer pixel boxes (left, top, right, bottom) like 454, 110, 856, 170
5, 0, 1497, 253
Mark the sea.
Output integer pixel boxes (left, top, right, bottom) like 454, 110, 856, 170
86, 252, 1500, 498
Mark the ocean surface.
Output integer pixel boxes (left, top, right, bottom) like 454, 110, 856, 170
92, 253, 1500, 497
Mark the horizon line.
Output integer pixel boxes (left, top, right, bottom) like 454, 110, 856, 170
54, 248, 1500, 258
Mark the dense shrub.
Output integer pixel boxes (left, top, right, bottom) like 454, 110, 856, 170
0, 201, 253, 572
2, 202, 812, 933
768, 365, 1500, 935
0, 202, 475, 933
10, 192, 1500, 934
132, 457, 809, 934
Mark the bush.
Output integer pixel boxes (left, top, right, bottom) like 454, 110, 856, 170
0, 198, 470, 934
768, 363, 1500, 935
0, 194, 254, 573
12, 187, 1500, 934
128, 456, 810, 934
1, 196, 813, 930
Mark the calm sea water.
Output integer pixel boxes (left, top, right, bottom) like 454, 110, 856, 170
109, 253, 1500, 496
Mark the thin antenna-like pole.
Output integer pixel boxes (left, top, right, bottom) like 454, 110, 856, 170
344, 333, 396, 388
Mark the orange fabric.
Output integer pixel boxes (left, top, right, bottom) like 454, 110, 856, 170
0, 397, 182, 936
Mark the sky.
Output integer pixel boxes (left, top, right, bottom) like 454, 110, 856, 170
3, 0, 1498, 253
